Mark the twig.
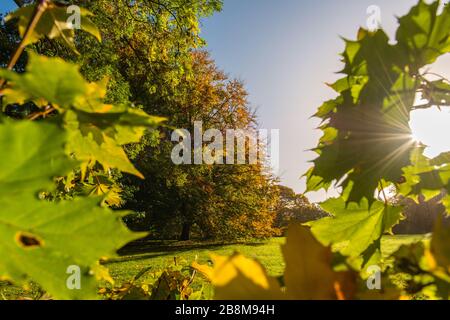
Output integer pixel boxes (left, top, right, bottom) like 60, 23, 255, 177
0, 0, 49, 88
13, 0, 27, 7
423, 72, 450, 83
27, 105, 55, 120
379, 180, 388, 206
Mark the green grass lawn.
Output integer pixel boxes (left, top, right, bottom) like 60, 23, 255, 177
108, 234, 428, 282
105, 234, 428, 299
109, 238, 287, 282
0, 235, 428, 299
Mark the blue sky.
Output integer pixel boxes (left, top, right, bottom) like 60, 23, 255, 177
2, 0, 450, 202
201, 0, 450, 201
0, 1, 15, 13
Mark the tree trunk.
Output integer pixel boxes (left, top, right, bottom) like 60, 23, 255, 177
180, 222, 191, 241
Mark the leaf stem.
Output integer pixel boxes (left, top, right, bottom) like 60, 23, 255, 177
0, 0, 49, 88
27, 105, 55, 120
379, 180, 388, 206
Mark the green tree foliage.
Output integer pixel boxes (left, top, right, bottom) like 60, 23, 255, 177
2, 0, 224, 206
0, 0, 160, 299
274, 185, 329, 232
0, 13, 25, 70
393, 193, 450, 234
32, 1, 276, 241
75, 0, 222, 111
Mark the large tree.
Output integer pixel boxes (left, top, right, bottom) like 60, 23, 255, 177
123, 51, 279, 240
274, 185, 328, 232
1, 0, 278, 241
1, 0, 223, 204
74, 2, 278, 240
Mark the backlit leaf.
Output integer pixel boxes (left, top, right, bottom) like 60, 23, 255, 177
282, 224, 355, 300
0, 120, 142, 299
6, 3, 101, 51
310, 198, 403, 265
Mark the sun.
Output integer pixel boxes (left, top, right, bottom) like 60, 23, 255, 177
410, 107, 450, 158
409, 54, 450, 158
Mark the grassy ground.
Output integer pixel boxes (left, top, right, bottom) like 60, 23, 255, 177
109, 238, 287, 282
109, 235, 427, 281
96, 234, 428, 299
0, 235, 427, 299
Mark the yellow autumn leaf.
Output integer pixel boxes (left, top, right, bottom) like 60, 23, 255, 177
431, 217, 450, 273
193, 254, 284, 300
282, 224, 355, 300
192, 261, 214, 280
193, 225, 358, 300
91, 263, 115, 285
74, 78, 114, 113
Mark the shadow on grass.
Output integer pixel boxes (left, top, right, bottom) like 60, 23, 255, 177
109, 239, 270, 264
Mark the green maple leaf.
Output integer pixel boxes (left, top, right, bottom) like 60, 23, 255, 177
396, 0, 450, 67
0, 53, 86, 108
64, 107, 164, 179
399, 147, 450, 203
0, 119, 75, 194
422, 80, 450, 107
0, 121, 142, 299
1, 54, 164, 179
309, 30, 417, 204
79, 175, 124, 207
309, 198, 403, 265
431, 218, 450, 273
6, 3, 101, 52
308, 1, 450, 204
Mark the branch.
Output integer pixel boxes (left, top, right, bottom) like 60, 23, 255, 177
13, 0, 27, 7
412, 101, 450, 110
423, 72, 450, 83
146, 0, 184, 34
379, 180, 388, 206
0, 0, 49, 88
27, 105, 55, 120
412, 102, 433, 110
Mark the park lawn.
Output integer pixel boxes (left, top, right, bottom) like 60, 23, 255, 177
109, 238, 287, 282
104, 234, 427, 298
0, 235, 427, 300
108, 234, 428, 282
